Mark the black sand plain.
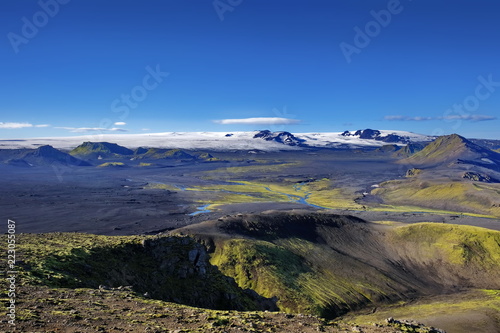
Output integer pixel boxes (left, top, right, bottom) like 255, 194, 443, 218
1, 147, 498, 235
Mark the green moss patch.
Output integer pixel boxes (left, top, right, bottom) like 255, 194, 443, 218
97, 162, 127, 168
372, 179, 500, 217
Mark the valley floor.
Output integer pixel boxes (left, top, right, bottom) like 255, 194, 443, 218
1, 148, 500, 332
1, 149, 499, 235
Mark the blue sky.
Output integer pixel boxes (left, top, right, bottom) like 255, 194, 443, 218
1, 0, 499, 139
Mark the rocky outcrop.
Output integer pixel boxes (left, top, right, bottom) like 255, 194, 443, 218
406, 168, 422, 177
29, 234, 277, 312
142, 236, 209, 279
462, 171, 497, 183
385, 318, 446, 333
137, 236, 278, 310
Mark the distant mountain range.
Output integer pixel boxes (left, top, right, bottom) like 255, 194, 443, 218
2, 131, 500, 169
0, 142, 222, 167
0, 129, 436, 151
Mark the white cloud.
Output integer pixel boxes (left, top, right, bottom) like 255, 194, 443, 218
0, 122, 33, 129
385, 114, 496, 122
56, 127, 128, 133
0, 122, 51, 129
141, 128, 151, 131
384, 115, 433, 121
441, 114, 496, 121
114, 121, 126, 126
214, 117, 301, 125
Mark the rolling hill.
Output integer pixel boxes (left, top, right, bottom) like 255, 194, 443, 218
371, 134, 500, 217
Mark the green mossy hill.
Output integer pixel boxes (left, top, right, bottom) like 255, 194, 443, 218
197, 152, 221, 161
375, 145, 400, 153
389, 223, 500, 269
136, 148, 196, 160
6, 233, 275, 312
372, 179, 500, 217
343, 289, 500, 333
174, 212, 500, 318
400, 134, 500, 166
9, 145, 91, 167
132, 148, 220, 161
393, 143, 427, 158
69, 142, 133, 159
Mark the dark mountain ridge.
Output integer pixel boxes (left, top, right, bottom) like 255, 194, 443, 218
253, 130, 305, 146
341, 129, 419, 144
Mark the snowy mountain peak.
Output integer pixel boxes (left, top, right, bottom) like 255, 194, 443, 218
253, 130, 305, 146
339, 129, 425, 144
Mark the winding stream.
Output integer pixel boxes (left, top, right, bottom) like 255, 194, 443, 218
144, 179, 491, 220
187, 181, 329, 215
189, 204, 211, 216
143, 178, 332, 215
